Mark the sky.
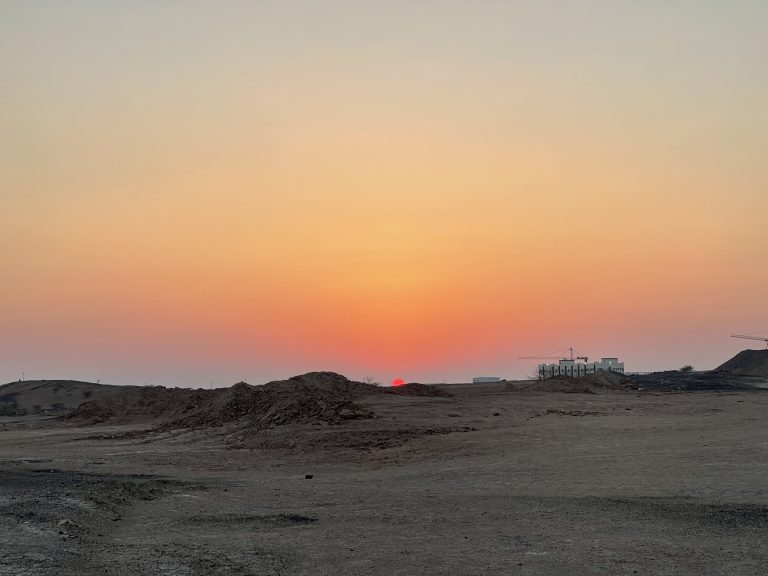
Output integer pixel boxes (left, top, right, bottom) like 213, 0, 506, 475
1, 1, 767, 387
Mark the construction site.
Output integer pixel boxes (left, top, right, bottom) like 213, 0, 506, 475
516, 332, 768, 382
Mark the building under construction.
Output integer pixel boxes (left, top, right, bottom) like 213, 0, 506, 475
538, 357, 624, 380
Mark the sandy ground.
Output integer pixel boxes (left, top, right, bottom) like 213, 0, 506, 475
2, 383, 768, 575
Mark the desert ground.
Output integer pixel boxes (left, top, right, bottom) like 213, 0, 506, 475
2, 367, 768, 576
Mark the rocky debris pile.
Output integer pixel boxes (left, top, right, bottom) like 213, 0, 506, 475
68, 387, 218, 424
69, 374, 375, 432
510, 371, 635, 394
259, 372, 388, 397
161, 380, 373, 432
715, 349, 768, 377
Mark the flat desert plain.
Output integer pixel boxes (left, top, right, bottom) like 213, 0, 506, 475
2, 383, 767, 575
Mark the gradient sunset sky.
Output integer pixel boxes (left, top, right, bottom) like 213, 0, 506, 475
2, 1, 767, 387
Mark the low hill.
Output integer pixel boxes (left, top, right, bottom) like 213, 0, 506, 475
259, 372, 389, 396
0, 380, 138, 416
715, 349, 768, 377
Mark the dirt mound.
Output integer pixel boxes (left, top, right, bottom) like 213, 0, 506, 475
68, 373, 376, 433
260, 373, 452, 398
68, 387, 217, 424
715, 349, 768, 377
581, 371, 633, 388
163, 380, 373, 431
260, 372, 387, 397
509, 372, 634, 394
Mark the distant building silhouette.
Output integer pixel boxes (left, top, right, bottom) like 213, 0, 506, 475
538, 357, 624, 380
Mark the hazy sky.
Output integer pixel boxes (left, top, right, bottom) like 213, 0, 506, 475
2, 1, 767, 386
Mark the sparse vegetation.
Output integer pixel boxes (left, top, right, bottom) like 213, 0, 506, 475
527, 368, 542, 380
0, 404, 25, 416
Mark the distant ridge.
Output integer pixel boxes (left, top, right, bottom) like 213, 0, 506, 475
0, 380, 136, 415
715, 350, 768, 377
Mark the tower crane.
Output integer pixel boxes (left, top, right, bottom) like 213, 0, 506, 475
518, 347, 588, 362
731, 333, 768, 348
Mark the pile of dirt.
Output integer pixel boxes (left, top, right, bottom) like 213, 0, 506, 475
259, 372, 452, 398
582, 371, 634, 388
68, 373, 380, 433
509, 371, 634, 394
259, 372, 387, 397
162, 380, 373, 432
68, 387, 218, 424
715, 349, 768, 377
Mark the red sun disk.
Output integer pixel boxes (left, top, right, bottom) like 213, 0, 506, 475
392, 378, 406, 387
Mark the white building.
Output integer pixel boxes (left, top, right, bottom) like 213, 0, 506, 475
537, 357, 624, 380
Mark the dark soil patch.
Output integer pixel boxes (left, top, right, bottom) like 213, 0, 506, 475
0, 467, 195, 575
627, 371, 768, 391
186, 513, 317, 527
388, 383, 453, 397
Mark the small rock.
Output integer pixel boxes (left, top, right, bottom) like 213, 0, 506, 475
305, 474, 314, 479
57, 519, 80, 535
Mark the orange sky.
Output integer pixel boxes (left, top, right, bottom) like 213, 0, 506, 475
2, 2, 767, 385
